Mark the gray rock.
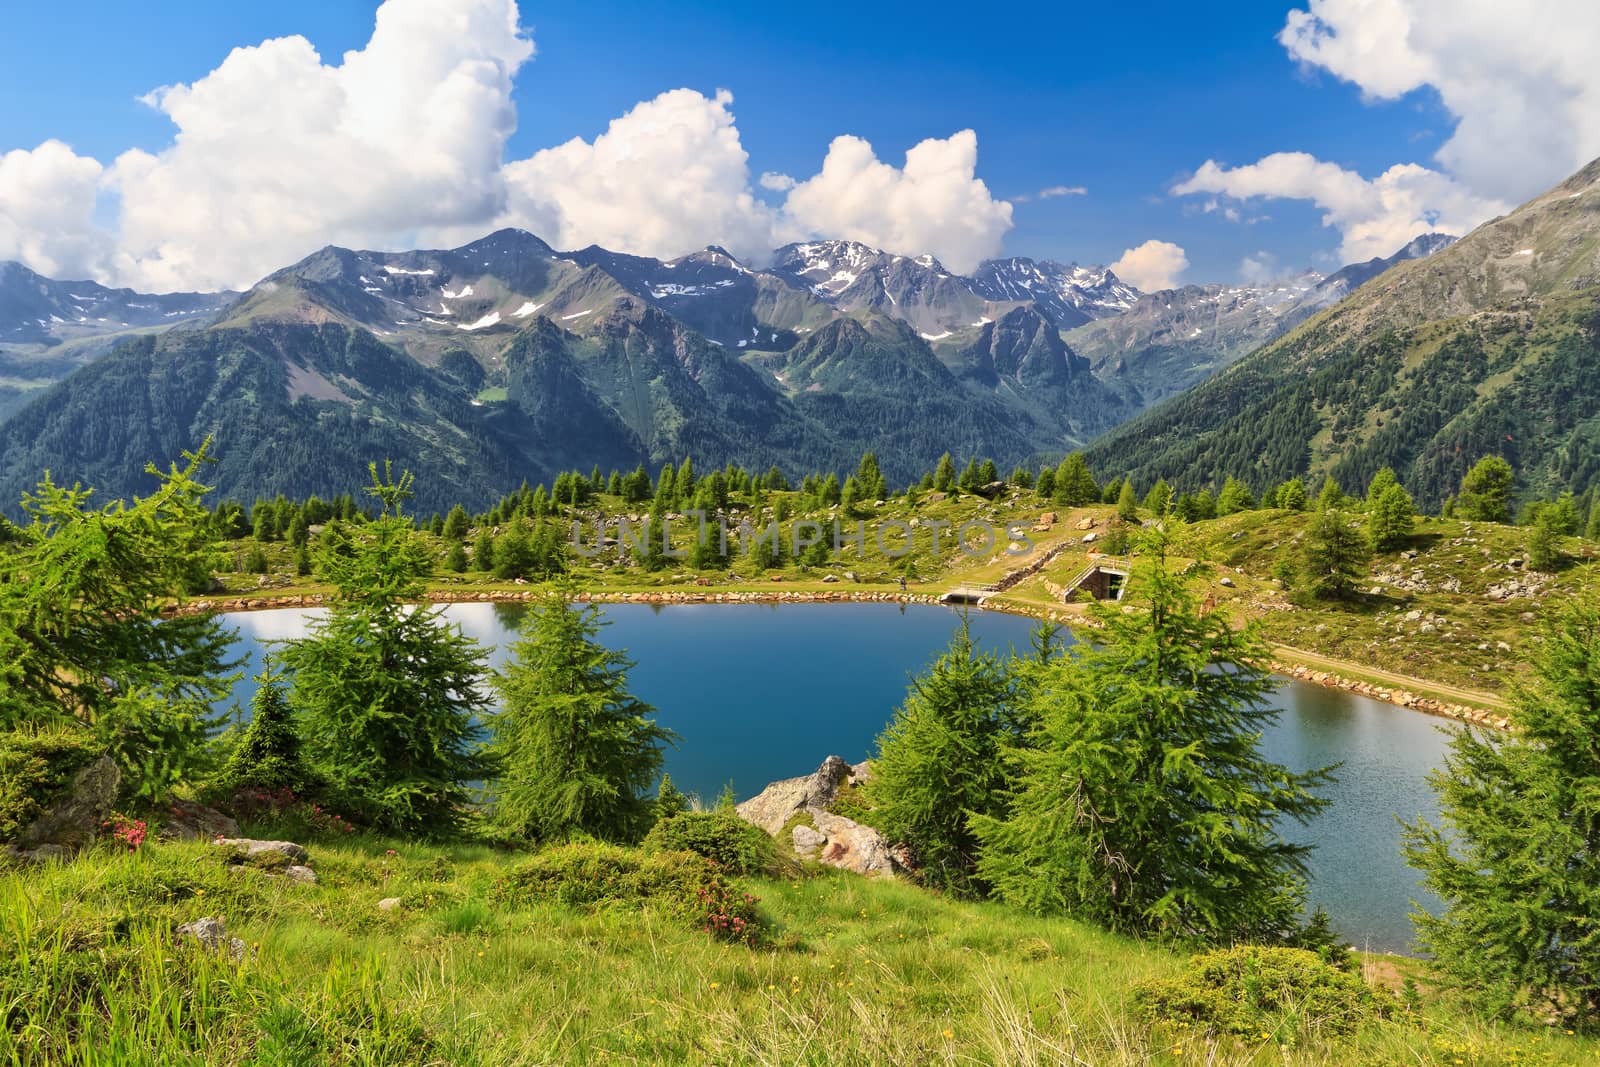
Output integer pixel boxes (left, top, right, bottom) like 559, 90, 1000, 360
176, 917, 247, 962
284, 865, 318, 884
377, 897, 403, 912
160, 800, 240, 842
1218, 576, 1235, 588
736, 755, 857, 835
216, 839, 310, 864
9, 755, 120, 856
791, 824, 826, 857
808, 811, 902, 877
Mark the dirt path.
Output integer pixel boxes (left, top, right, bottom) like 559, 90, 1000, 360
1272, 643, 1509, 710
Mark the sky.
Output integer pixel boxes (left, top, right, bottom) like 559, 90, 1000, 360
2, 0, 1598, 293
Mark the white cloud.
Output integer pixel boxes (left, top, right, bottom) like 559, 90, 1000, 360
1280, 0, 1600, 204
1110, 240, 1188, 292
1174, 152, 1507, 262
106, 0, 533, 291
1239, 251, 1279, 284
0, 140, 108, 280
0, 0, 1020, 290
499, 88, 780, 263
779, 130, 1013, 274
1035, 184, 1086, 199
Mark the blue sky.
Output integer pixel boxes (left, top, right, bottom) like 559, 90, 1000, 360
0, 1, 1591, 292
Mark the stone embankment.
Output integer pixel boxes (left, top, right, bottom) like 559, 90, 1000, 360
1271, 661, 1510, 731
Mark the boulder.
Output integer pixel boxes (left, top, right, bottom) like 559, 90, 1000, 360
377, 897, 403, 912
216, 838, 310, 864
8, 755, 120, 859
1075, 516, 1096, 531
791, 824, 826, 858
284, 865, 318, 884
176, 917, 247, 962
160, 799, 240, 842
736, 755, 857, 835
1038, 512, 1057, 527
809, 811, 902, 877
1218, 576, 1235, 588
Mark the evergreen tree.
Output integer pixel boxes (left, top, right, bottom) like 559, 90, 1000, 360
854, 452, 888, 500
1546, 492, 1582, 536
1116, 480, 1140, 522
1217, 476, 1255, 516
1527, 509, 1566, 573
293, 545, 313, 577
1589, 500, 1600, 540
1142, 479, 1173, 516
1316, 476, 1345, 511
1174, 490, 1216, 523
243, 544, 270, 574
472, 530, 495, 571
1035, 467, 1056, 499
1052, 453, 1099, 507
1100, 476, 1124, 505
1404, 590, 1600, 1026
973, 529, 1331, 941
959, 457, 983, 492
213, 675, 313, 796
278, 466, 493, 834
655, 773, 690, 821
493, 519, 538, 579
976, 458, 998, 486
1277, 478, 1309, 512
1010, 466, 1034, 489
932, 453, 956, 493
1365, 467, 1400, 509
1303, 508, 1368, 599
764, 465, 790, 492
287, 514, 310, 549
442, 504, 470, 542
606, 471, 623, 497
444, 543, 469, 573
818, 473, 842, 507
1368, 483, 1417, 552
1458, 456, 1514, 522
867, 620, 1016, 895
489, 592, 675, 843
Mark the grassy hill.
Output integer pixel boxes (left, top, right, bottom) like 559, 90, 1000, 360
5, 825, 1593, 1065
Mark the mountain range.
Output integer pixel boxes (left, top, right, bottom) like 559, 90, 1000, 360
0, 193, 1491, 512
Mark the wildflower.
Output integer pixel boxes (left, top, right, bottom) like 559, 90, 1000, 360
709, 982, 720, 990
942, 1029, 954, 1040
194, 889, 205, 897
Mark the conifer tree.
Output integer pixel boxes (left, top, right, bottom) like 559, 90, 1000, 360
1365, 467, 1400, 509
1458, 456, 1514, 522
1217, 476, 1255, 516
959, 457, 983, 492
932, 453, 956, 492
1368, 483, 1416, 552
493, 519, 538, 579
278, 466, 493, 833
444, 543, 469, 573
976, 458, 998, 486
1303, 507, 1367, 599
655, 773, 690, 820
441, 504, 470, 542
473, 529, 495, 571
1035, 467, 1056, 499
1052, 453, 1099, 507
1527, 509, 1566, 572
973, 528, 1331, 940
489, 592, 675, 842
1405, 590, 1600, 1027
1588, 500, 1600, 541
214, 675, 313, 797
1142, 479, 1173, 516
1277, 478, 1309, 511
867, 619, 1016, 895
1116, 479, 1140, 522
1317, 476, 1345, 511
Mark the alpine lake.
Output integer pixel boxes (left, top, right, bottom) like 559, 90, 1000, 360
216, 600, 1458, 954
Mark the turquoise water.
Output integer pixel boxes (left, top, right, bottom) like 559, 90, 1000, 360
218, 601, 1455, 952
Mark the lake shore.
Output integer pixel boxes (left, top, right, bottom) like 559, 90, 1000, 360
174, 583, 1511, 730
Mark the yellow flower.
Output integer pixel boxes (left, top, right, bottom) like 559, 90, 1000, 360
194, 889, 205, 897
709, 982, 720, 990
942, 1029, 954, 1040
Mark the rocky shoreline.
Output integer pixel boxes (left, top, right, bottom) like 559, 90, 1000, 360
171, 587, 1510, 730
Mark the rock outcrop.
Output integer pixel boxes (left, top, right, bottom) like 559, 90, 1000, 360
6, 756, 120, 862
738, 756, 904, 878
160, 799, 240, 842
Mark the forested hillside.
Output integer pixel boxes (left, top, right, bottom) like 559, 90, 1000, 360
1087, 158, 1600, 508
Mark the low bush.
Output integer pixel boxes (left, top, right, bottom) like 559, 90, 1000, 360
0, 729, 103, 842
1132, 945, 1386, 1039
492, 842, 764, 945
641, 811, 783, 877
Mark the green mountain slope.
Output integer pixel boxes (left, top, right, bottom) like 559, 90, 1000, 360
1087, 158, 1600, 507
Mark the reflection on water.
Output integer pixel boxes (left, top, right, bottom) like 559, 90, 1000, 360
217, 601, 1456, 952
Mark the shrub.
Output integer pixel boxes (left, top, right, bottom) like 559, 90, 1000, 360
492, 842, 764, 945
0, 730, 103, 842
642, 811, 782, 877
1132, 946, 1385, 1038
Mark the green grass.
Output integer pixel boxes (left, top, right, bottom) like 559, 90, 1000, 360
2, 833, 1595, 1065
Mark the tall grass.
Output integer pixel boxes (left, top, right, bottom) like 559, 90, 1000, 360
0, 839, 1590, 1065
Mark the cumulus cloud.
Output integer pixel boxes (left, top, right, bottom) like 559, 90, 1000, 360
499, 88, 780, 263
1280, 0, 1600, 204
778, 130, 1013, 274
107, 0, 533, 291
0, 0, 1020, 290
1174, 152, 1507, 262
1110, 240, 1188, 292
